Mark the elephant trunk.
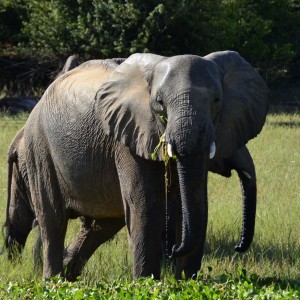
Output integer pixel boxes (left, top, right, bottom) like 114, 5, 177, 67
171, 156, 208, 258
234, 169, 257, 252
166, 91, 214, 258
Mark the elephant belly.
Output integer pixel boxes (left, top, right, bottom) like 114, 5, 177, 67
62, 160, 125, 220
68, 187, 124, 220
67, 168, 124, 219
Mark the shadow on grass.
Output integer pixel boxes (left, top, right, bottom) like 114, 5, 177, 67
204, 232, 299, 276
269, 120, 300, 128
269, 104, 299, 114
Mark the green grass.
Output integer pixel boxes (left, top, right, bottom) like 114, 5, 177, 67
0, 271, 299, 299
0, 112, 299, 298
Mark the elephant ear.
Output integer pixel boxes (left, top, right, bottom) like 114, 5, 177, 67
95, 53, 166, 160
205, 51, 270, 159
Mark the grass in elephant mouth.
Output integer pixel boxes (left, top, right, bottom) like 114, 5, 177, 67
0, 112, 299, 285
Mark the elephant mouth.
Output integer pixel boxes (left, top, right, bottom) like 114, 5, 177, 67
165, 137, 216, 160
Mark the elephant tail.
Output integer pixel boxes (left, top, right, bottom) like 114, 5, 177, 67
0, 146, 17, 255
3, 129, 23, 230
4, 147, 18, 228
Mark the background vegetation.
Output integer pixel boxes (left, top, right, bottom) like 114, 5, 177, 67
0, 0, 299, 297
0, 113, 299, 297
0, 0, 300, 98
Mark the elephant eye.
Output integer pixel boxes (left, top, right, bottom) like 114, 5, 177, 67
155, 95, 164, 111
214, 97, 221, 104
156, 95, 163, 105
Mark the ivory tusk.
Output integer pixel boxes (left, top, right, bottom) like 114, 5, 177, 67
167, 143, 173, 157
209, 141, 216, 159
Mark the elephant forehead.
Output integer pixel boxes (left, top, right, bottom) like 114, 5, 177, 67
154, 56, 221, 91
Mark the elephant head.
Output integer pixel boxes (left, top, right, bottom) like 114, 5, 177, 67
95, 51, 269, 260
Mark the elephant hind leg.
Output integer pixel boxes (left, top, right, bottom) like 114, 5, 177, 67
63, 217, 125, 281
27, 147, 68, 278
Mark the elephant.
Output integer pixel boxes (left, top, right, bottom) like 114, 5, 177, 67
3, 51, 269, 280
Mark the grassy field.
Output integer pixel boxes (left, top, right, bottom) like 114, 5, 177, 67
0, 112, 299, 297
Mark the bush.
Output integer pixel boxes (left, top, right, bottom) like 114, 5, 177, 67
0, 0, 299, 95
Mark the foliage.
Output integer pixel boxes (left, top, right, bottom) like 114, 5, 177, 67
219, 0, 299, 74
17, 0, 225, 60
0, 0, 26, 54
1, 0, 299, 96
0, 270, 299, 299
0, 0, 299, 65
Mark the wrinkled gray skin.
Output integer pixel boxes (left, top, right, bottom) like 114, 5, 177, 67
4, 51, 269, 280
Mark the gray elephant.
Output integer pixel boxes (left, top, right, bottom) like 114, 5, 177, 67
4, 51, 269, 280
61, 52, 265, 280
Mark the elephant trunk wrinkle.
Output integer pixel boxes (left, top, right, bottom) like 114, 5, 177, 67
167, 114, 215, 159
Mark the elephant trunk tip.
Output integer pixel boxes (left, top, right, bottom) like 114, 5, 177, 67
170, 240, 199, 258
170, 244, 185, 258
234, 237, 252, 253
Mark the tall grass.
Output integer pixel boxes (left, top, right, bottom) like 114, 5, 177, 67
0, 112, 299, 284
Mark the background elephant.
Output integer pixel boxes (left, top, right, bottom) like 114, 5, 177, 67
4, 51, 269, 280
56, 55, 81, 79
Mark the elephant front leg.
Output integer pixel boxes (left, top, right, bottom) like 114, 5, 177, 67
125, 198, 162, 279
39, 218, 67, 278
116, 154, 164, 279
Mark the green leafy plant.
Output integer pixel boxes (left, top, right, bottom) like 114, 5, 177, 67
0, 270, 299, 299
